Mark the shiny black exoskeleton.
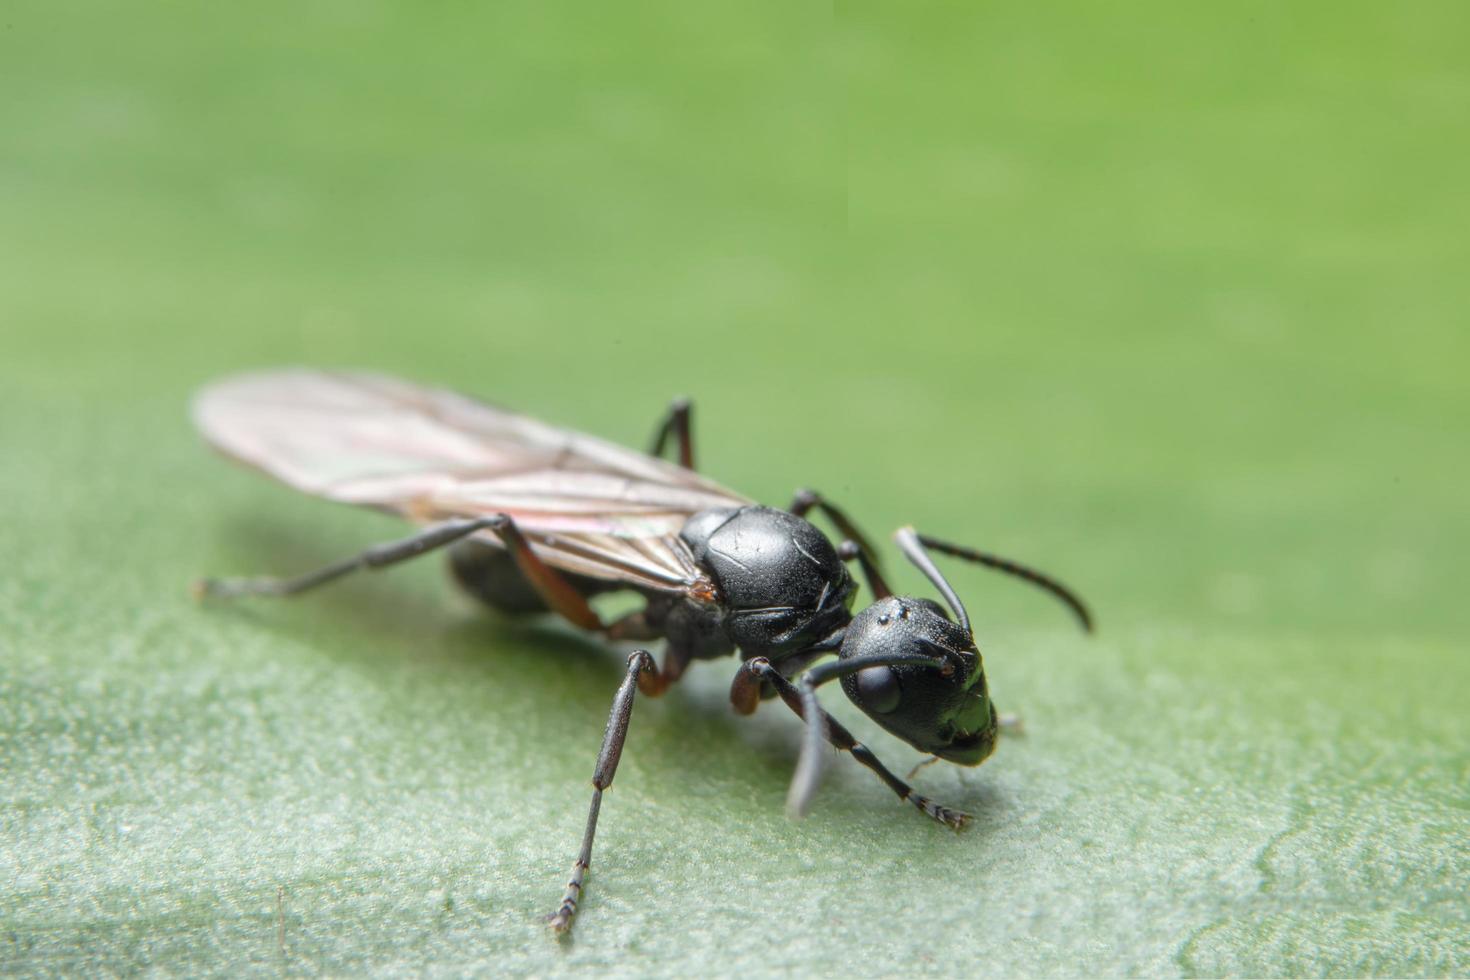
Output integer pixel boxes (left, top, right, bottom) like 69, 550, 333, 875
675, 508, 997, 767
441, 409, 1094, 937
838, 596, 997, 765
451, 504, 858, 664
679, 505, 856, 656
450, 499, 1059, 776
194, 381, 1095, 938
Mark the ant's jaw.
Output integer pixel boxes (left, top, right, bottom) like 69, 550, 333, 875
935, 731, 997, 766
933, 699, 999, 765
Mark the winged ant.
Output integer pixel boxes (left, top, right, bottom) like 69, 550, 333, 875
193, 370, 1092, 935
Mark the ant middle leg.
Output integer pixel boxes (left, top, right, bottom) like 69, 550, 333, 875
548, 649, 657, 936
727, 650, 823, 714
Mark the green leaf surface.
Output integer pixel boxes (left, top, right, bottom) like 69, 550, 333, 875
3, 2, 1467, 976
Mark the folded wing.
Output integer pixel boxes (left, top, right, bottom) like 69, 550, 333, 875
193, 369, 750, 594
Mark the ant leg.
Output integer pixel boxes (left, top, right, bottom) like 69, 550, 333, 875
453, 517, 689, 695
731, 658, 971, 830
454, 523, 679, 698
904, 755, 942, 782
647, 397, 695, 469
197, 512, 619, 640
790, 490, 891, 598
640, 643, 690, 698
999, 712, 1024, 734
549, 650, 657, 936
729, 658, 766, 715
194, 517, 508, 599
835, 541, 891, 602
605, 609, 660, 642
727, 649, 823, 714
478, 514, 605, 632
603, 610, 690, 697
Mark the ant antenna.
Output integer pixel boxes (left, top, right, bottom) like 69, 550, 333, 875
900, 528, 1094, 634
895, 527, 973, 636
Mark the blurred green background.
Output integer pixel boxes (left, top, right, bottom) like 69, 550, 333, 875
3, 1, 1467, 976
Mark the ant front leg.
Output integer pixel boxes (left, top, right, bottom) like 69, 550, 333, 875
647, 397, 695, 470
548, 650, 657, 936
730, 658, 971, 830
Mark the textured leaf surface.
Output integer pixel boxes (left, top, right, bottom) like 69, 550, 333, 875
2, 2, 1467, 976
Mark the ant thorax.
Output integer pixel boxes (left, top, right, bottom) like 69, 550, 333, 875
680, 505, 856, 657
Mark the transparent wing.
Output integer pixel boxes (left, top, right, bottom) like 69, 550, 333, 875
193, 369, 751, 594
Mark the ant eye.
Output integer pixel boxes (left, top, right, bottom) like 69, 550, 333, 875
856, 666, 901, 714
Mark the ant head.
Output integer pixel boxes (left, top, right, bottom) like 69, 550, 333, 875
838, 595, 997, 764
785, 526, 1091, 820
